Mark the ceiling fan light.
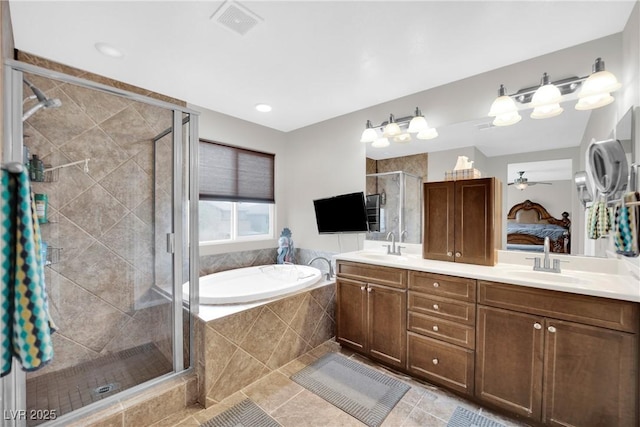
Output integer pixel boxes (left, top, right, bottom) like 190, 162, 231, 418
575, 93, 614, 110
492, 111, 522, 126
530, 103, 563, 119
515, 182, 528, 190
417, 128, 438, 140
408, 115, 429, 133
371, 137, 390, 148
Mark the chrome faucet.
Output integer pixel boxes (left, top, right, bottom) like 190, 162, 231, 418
385, 231, 405, 256
528, 236, 565, 273
308, 256, 333, 280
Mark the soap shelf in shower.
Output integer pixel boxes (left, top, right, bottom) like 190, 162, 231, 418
46, 247, 62, 266
30, 164, 59, 183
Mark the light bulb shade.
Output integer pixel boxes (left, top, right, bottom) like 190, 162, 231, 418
371, 137, 390, 148
575, 93, 615, 110
382, 122, 401, 138
360, 127, 378, 143
407, 115, 429, 133
515, 182, 528, 190
417, 128, 438, 140
492, 111, 522, 126
530, 103, 563, 119
531, 83, 563, 107
393, 133, 412, 143
488, 95, 518, 117
579, 70, 621, 98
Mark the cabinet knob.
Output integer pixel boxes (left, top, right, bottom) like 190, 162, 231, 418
447, 251, 453, 257
360, 286, 366, 291
432, 304, 439, 310
367, 287, 372, 293
455, 252, 462, 258
534, 323, 542, 330
432, 358, 439, 365
433, 282, 439, 288
432, 325, 439, 332
548, 326, 557, 333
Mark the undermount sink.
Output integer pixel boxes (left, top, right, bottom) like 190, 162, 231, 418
357, 252, 410, 262
506, 269, 594, 286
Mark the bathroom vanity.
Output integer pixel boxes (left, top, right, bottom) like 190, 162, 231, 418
334, 250, 639, 427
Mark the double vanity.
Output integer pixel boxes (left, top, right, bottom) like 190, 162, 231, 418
334, 245, 639, 426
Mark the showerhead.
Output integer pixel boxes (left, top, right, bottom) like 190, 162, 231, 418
22, 79, 62, 122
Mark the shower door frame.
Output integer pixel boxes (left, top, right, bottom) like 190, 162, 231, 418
1, 60, 200, 427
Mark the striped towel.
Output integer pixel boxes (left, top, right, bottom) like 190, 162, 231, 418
613, 192, 640, 257
1, 168, 55, 376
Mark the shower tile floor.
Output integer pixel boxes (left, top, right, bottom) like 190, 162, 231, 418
26, 343, 172, 426
155, 341, 530, 427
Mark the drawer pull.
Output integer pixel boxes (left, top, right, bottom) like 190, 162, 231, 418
447, 251, 453, 257
548, 326, 557, 333
432, 358, 439, 365
455, 252, 462, 258
433, 282, 440, 288
534, 323, 542, 330
432, 304, 439, 310
432, 325, 439, 332
360, 286, 366, 291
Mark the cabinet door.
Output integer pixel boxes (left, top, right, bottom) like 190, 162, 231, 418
367, 283, 407, 368
543, 319, 638, 427
336, 278, 367, 351
476, 306, 543, 420
422, 181, 455, 261
454, 178, 497, 266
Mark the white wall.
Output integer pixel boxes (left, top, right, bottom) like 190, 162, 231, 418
192, 105, 289, 255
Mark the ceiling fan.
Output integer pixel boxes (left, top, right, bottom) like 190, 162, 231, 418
509, 171, 552, 190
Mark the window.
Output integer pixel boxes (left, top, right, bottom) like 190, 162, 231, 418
198, 140, 275, 243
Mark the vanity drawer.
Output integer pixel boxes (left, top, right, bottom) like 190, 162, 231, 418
407, 332, 474, 396
478, 281, 640, 333
337, 261, 407, 289
408, 292, 475, 325
408, 312, 475, 349
409, 271, 476, 302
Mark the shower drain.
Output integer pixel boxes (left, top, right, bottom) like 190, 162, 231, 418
92, 383, 119, 397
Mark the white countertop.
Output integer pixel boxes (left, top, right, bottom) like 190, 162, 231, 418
334, 243, 640, 303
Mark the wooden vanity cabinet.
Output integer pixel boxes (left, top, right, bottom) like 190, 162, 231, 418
476, 281, 639, 427
422, 178, 501, 266
406, 271, 476, 395
336, 261, 407, 369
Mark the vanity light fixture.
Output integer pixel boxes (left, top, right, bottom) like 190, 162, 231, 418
488, 57, 621, 125
359, 107, 438, 146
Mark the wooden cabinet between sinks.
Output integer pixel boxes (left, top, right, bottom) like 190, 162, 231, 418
335, 260, 640, 426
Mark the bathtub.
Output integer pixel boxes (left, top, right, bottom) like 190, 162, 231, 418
184, 264, 323, 305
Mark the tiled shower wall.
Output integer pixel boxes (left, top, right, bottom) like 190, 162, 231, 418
20, 53, 180, 377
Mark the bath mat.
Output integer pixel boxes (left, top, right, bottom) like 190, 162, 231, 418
447, 406, 506, 427
200, 399, 281, 427
290, 352, 410, 427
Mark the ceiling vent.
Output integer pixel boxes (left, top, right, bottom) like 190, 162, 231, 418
476, 122, 496, 131
211, 1, 263, 36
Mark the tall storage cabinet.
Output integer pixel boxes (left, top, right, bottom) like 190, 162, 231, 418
422, 178, 501, 266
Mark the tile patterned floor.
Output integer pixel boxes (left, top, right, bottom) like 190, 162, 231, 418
153, 341, 532, 427
26, 343, 172, 426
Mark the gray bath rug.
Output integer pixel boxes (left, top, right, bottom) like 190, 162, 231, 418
290, 352, 410, 427
447, 406, 506, 427
200, 399, 281, 427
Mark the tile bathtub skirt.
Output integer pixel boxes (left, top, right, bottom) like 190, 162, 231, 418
1, 168, 55, 376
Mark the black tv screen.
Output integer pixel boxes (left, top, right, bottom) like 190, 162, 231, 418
313, 192, 369, 234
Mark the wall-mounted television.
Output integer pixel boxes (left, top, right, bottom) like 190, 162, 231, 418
313, 192, 369, 234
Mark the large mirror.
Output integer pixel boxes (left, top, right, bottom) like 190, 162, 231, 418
365, 99, 637, 257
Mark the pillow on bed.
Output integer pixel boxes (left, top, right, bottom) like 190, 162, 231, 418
507, 223, 567, 240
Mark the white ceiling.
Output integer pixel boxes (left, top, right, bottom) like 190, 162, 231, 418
8, 0, 637, 156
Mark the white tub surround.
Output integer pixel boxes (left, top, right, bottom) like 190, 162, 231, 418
336, 243, 639, 302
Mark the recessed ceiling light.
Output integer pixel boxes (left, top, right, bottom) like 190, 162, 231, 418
255, 103, 272, 112
95, 42, 123, 58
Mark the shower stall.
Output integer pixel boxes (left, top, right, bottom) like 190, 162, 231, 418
365, 171, 422, 244
1, 59, 199, 426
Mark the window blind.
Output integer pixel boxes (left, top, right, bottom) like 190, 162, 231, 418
199, 140, 275, 203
